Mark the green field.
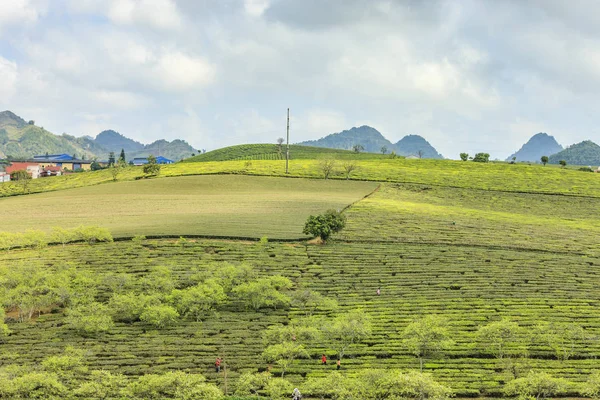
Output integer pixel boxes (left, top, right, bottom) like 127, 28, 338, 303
1, 152, 600, 398
0, 175, 377, 238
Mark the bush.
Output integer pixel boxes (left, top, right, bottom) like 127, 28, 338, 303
74, 226, 113, 244
303, 209, 347, 241
143, 155, 161, 176
124, 371, 223, 399
472, 153, 490, 163
140, 304, 180, 328
109, 293, 159, 323
579, 167, 594, 172
66, 303, 114, 336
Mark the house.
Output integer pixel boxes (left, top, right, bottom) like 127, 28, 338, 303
33, 154, 93, 171
5, 162, 41, 179
0, 172, 10, 183
41, 166, 62, 177
132, 156, 174, 166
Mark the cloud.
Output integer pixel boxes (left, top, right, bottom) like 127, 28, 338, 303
0, 57, 18, 103
107, 0, 182, 30
152, 52, 216, 91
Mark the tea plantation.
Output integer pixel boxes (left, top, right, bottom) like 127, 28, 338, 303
1, 156, 600, 399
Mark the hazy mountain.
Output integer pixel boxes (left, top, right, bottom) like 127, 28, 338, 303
548, 140, 600, 166
507, 133, 563, 162
0, 111, 196, 161
394, 134, 443, 159
299, 126, 393, 153
94, 130, 145, 154
298, 125, 443, 158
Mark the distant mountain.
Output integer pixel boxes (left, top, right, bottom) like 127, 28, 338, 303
298, 125, 443, 159
0, 110, 196, 161
548, 140, 600, 166
94, 130, 144, 154
394, 135, 443, 159
507, 133, 563, 162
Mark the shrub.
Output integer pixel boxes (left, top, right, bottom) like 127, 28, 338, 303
303, 209, 347, 241
125, 371, 223, 399
472, 153, 490, 162
504, 371, 568, 400
74, 226, 113, 244
143, 155, 161, 176
66, 302, 114, 336
460, 152, 469, 161
109, 293, 159, 323
140, 304, 180, 328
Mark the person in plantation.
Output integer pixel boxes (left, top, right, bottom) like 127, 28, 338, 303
215, 357, 221, 373
337, 359, 341, 370
376, 287, 381, 296
321, 354, 327, 365
292, 387, 302, 400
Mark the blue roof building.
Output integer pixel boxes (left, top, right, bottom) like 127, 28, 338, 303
33, 154, 75, 161
132, 156, 174, 166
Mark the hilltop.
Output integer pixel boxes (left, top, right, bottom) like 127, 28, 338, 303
0, 111, 196, 161
548, 140, 600, 166
507, 132, 563, 162
298, 125, 444, 158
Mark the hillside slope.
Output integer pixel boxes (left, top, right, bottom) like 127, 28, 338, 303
507, 132, 563, 162
548, 140, 600, 165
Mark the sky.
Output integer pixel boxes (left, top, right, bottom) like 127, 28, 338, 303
1, 0, 600, 159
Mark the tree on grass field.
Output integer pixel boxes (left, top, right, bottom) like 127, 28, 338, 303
263, 341, 309, 377
233, 275, 292, 311
303, 209, 346, 242
534, 322, 585, 361
381, 145, 388, 154
319, 158, 337, 179
472, 152, 490, 162
0, 309, 11, 338
140, 304, 180, 328
402, 315, 453, 371
143, 155, 161, 176
477, 318, 525, 360
352, 144, 364, 153
109, 159, 126, 181
342, 161, 358, 180
10, 169, 31, 193
460, 152, 469, 161
417, 149, 424, 159
170, 279, 227, 321
504, 371, 567, 400
292, 289, 338, 316
323, 310, 372, 361
559, 159, 567, 168
541, 155, 549, 165
119, 149, 126, 163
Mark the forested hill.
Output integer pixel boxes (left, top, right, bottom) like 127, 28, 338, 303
0, 111, 196, 161
298, 125, 443, 158
507, 133, 563, 162
548, 140, 600, 166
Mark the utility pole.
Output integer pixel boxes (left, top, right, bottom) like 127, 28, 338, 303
286, 108, 290, 174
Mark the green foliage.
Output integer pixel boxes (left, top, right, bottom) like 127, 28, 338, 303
477, 318, 525, 360
73, 225, 113, 244
207, 262, 255, 295
549, 140, 600, 165
583, 370, 600, 399
262, 341, 309, 377
353, 144, 365, 153
170, 279, 227, 321
124, 371, 223, 399
540, 155, 548, 165
235, 372, 294, 399
533, 322, 585, 360
109, 159, 127, 181
72, 370, 127, 399
472, 152, 490, 162
65, 302, 114, 336
402, 315, 453, 370
10, 169, 30, 181
342, 161, 359, 179
0, 370, 67, 399
292, 289, 338, 316
233, 275, 292, 310
559, 159, 567, 167
303, 209, 347, 241
0, 309, 11, 338
504, 371, 568, 400
460, 153, 469, 161
108, 293, 159, 323
319, 158, 337, 179
143, 154, 161, 176
323, 310, 372, 360
139, 266, 175, 295
140, 304, 180, 328
50, 226, 76, 247
41, 347, 87, 375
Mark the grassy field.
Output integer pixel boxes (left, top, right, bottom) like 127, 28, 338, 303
0, 175, 377, 238
1, 158, 599, 200
184, 143, 389, 162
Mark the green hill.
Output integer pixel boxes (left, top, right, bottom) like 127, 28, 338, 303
183, 143, 388, 162
548, 140, 600, 166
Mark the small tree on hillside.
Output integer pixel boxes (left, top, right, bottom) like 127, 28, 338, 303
504, 371, 567, 400
342, 161, 358, 180
119, 149, 126, 163
402, 315, 453, 371
319, 158, 336, 179
323, 310, 372, 361
303, 209, 346, 242
352, 144, 364, 153
559, 160, 567, 168
541, 155, 549, 166
477, 318, 525, 360
108, 152, 116, 166
10, 169, 31, 193
417, 150, 424, 159
460, 153, 469, 161
143, 155, 161, 176
381, 146, 388, 154
472, 153, 490, 163
109, 160, 126, 182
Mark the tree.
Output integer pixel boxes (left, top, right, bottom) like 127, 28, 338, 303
119, 149, 126, 163
323, 310, 372, 360
143, 155, 161, 176
292, 289, 338, 316
108, 293, 159, 323
90, 160, 103, 170
66, 302, 114, 336
352, 144, 364, 153
584, 370, 600, 398
381, 146, 388, 154
108, 152, 115, 166
559, 159, 567, 168
511, 156, 517, 163
170, 279, 227, 321
303, 209, 346, 242
417, 150, 424, 159
263, 341, 309, 377
534, 322, 585, 361
319, 158, 336, 179
504, 371, 567, 400
472, 153, 490, 162
460, 153, 469, 161
10, 169, 31, 193
124, 371, 223, 400
0, 309, 11, 338
140, 304, 180, 328
235, 372, 293, 400
73, 226, 113, 244
477, 318, 525, 360
73, 370, 127, 399
541, 155, 549, 165
109, 160, 126, 182
402, 315, 453, 371
233, 275, 292, 310
342, 161, 358, 180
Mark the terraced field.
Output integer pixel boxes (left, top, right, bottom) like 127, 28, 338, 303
0, 175, 377, 238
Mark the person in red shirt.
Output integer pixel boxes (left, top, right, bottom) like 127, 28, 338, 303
321, 354, 327, 365
215, 357, 221, 373
337, 359, 341, 370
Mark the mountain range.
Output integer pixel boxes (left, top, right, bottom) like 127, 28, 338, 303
506, 133, 563, 162
298, 126, 444, 158
0, 111, 196, 162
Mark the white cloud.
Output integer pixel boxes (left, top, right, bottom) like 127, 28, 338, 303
152, 52, 216, 91
244, 0, 270, 17
94, 90, 151, 110
0, 57, 18, 104
107, 0, 182, 30
0, 0, 40, 28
